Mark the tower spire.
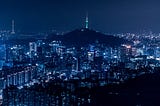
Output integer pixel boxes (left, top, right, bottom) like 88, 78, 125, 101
85, 12, 89, 29
11, 20, 15, 34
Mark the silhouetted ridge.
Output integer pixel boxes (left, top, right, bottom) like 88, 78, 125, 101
90, 73, 160, 106
47, 28, 129, 47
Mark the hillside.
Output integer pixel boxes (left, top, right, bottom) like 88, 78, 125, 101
47, 28, 129, 47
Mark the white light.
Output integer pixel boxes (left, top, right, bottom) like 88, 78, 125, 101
27, 52, 30, 55
88, 53, 92, 56
147, 56, 154, 59
114, 56, 118, 58
156, 58, 160, 61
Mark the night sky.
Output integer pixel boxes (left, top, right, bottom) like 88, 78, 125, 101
0, 0, 160, 33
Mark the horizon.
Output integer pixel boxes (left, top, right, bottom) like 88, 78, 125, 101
0, 0, 160, 33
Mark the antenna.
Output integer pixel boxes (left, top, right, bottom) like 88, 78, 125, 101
85, 12, 89, 29
11, 20, 15, 34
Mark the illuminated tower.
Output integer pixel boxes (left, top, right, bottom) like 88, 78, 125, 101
85, 13, 89, 29
11, 20, 15, 34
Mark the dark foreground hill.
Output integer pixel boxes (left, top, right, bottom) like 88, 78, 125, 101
90, 73, 160, 106
3, 72, 160, 106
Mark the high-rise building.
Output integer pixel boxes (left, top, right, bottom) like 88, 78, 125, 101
0, 44, 6, 70
120, 44, 132, 62
29, 42, 37, 58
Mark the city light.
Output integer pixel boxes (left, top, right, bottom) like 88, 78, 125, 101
0, 0, 160, 105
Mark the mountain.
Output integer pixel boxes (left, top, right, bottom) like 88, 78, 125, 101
46, 28, 129, 47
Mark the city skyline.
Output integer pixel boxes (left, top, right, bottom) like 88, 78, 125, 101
1, 1, 160, 105
0, 0, 160, 33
